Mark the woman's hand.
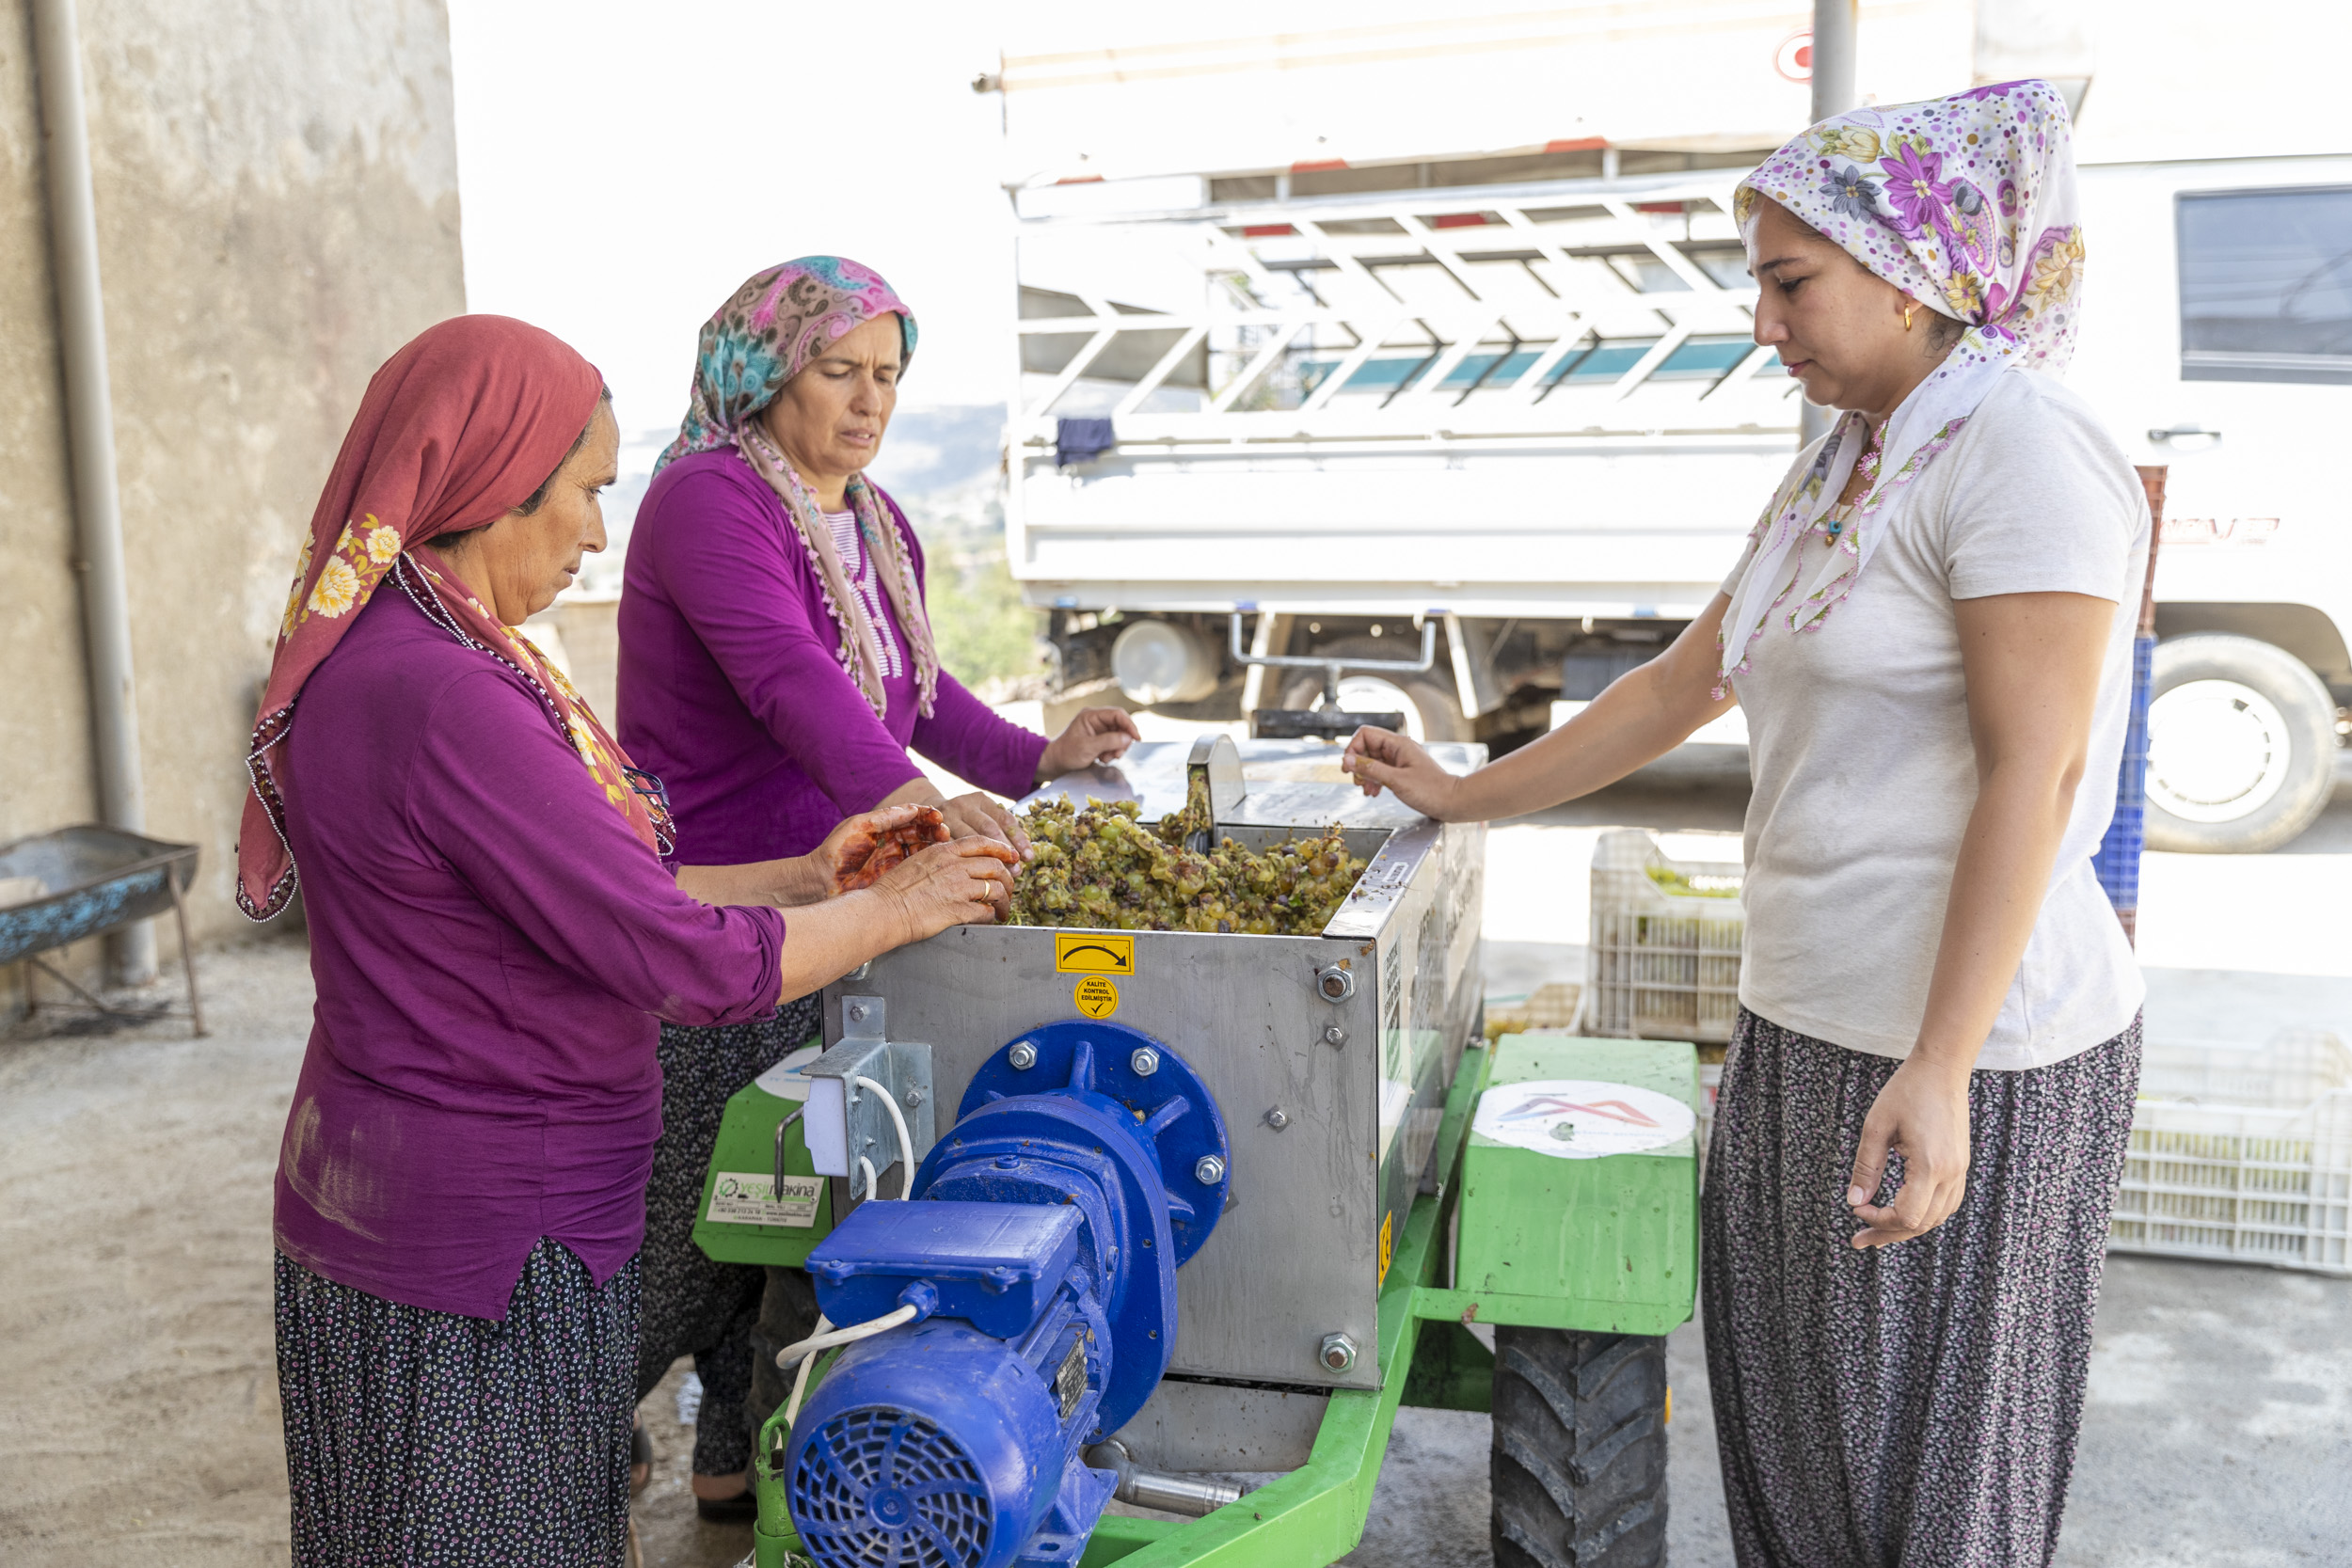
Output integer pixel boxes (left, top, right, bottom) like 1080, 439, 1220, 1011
937, 792, 1032, 860
1339, 727, 1464, 818
815, 804, 949, 894
1038, 707, 1141, 781
1846, 1057, 1973, 1247
870, 837, 1020, 942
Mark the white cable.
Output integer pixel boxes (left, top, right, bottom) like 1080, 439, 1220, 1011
781, 1313, 831, 1429
854, 1074, 915, 1198
857, 1155, 879, 1203
774, 1304, 921, 1372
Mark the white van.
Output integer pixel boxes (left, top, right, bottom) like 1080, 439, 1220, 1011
985, 3, 2352, 852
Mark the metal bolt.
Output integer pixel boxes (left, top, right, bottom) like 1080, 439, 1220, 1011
1194, 1155, 1226, 1185
1008, 1041, 1038, 1070
1316, 967, 1357, 1003
846, 1001, 869, 1023
1323, 1024, 1346, 1047
1264, 1108, 1289, 1131
1318, 1333, 1358, 1372
1131, 1047, 1161, 1077
904, 1088, 924, 1108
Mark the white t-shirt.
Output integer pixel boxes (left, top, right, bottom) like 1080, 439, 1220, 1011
822, 507, 904, 678
1720, 369, 2150, 1069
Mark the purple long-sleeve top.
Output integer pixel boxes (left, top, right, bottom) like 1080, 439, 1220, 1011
273, 588, 788, 1321
616, 449, 1048, 865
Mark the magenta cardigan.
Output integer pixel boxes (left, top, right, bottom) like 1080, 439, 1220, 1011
615, 449, 1048, 865
273, 589, 788, 1320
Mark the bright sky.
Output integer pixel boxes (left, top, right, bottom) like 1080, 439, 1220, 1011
448, 0, 1023, 442
445, 0, 1461, 445
448, 0, 2336, 455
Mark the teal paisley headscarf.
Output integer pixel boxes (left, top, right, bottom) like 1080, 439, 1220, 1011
659, 257, 936, 719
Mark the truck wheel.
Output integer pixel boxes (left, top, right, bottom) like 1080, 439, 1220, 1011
1491, 1327, 1667, 1568
2145, 634, 2337, 854
1276, 638, 1469, 742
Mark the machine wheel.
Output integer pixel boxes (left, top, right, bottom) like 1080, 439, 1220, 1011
2144, 634, 2336, 854
1490, 1327, 1667, 1568
1276, 637, 1470, 742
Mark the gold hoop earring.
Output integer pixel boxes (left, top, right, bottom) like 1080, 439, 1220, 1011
1903, 300, 1918, 332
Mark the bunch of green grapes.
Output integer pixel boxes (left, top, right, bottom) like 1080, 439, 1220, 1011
1009, 797, 1367, 936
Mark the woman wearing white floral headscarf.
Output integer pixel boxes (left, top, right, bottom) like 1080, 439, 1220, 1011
1343, 82, 2143, 1564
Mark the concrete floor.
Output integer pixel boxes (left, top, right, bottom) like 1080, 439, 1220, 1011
5, 777, 2350, 1565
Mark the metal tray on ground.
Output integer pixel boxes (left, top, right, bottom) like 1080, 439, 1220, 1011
0, 825, 205, 1035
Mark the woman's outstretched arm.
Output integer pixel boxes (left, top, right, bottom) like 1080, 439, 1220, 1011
1846, 588, 2117, 1247
675, 802, 949, 909
1341, 592, 1738, 821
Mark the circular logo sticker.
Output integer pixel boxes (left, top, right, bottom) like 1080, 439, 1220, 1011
1073, 974, 1120, 1019
1774, 29, 1813, 82
1472, 1079, 1695, 1161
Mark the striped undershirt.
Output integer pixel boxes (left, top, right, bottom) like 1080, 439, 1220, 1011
821, 508, 903, 678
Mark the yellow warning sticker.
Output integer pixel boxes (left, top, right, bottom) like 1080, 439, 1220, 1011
1377, 1211, 1394, 1287
1054, 931, 1135, 975
1073, 975, 1120, 1019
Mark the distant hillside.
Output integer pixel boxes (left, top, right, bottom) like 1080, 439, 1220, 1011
578, 404, 1009, 597
574, 404, 1041, 689
866, 404, 1006, 501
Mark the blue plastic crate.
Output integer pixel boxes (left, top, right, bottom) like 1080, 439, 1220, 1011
2095, 635, 2155, 918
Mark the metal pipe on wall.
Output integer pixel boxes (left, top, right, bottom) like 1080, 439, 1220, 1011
1798, 0, 1862, 452
31, 0, 155, 985
1809, 0, 1859, 126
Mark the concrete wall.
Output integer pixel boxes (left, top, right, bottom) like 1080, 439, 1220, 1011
0, 0, 465, 992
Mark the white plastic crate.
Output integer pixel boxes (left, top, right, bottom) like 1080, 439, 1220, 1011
1484, 981, 1583, 1041
2108, 1032, 2352, 1275
1585, 829, 1744, 1045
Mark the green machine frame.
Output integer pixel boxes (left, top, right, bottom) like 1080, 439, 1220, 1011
691, 1044, 833, 1271
739, 1032, 1700, 1568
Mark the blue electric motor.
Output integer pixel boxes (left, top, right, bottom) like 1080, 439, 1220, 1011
784, 1020, 1232, 1568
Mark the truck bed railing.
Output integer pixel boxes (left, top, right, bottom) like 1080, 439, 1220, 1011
1009, 168, 1794, 456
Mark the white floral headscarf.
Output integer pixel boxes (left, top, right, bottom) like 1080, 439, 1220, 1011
1718, 79, 2085, 690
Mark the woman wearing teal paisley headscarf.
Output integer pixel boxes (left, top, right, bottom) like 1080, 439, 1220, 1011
614, 257, 1136, 1515
1343, 83, 2146, 1564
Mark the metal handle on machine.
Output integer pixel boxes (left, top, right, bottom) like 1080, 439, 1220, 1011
2146, 424, 2221, 444
1184, 734, 1245, 853
1083, 1438, 1246, 1517
773, 1106, 805, 1197
1228, 610, 1438, 705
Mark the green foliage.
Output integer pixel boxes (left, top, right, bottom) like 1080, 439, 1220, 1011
926, 544, 1044, 686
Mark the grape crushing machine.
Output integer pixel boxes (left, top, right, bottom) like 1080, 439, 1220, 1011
696, 737, 1701, 1568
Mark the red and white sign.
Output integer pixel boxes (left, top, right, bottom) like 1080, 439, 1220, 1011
1775, 30, 1814, 83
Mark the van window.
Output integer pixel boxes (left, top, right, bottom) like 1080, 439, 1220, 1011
2177, 185, 2352, 385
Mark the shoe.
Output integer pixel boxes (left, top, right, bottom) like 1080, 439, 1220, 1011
695, 1486, 758, 1523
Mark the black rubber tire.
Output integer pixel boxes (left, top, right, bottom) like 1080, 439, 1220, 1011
1491, 1327, 1668, 1568
1275, 637, 1470, 742
2144, 634, 2337, 854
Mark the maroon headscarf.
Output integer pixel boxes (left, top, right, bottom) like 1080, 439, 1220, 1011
237, 315, 653, 919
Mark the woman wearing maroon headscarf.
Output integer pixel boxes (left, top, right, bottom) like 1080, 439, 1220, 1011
239, 314, 1015, 1564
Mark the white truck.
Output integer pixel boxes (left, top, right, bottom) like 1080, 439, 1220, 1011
982, 1, 2352, 852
